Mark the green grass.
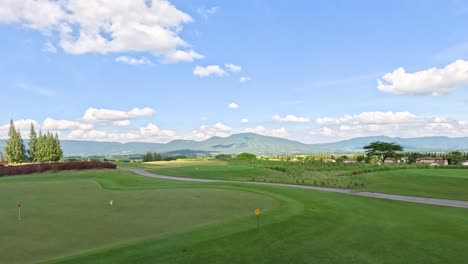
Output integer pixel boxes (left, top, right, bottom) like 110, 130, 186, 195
354, 169, 468, 200
134, 161, 468, 200
148, 165, 284, 181
0, 170, 279, 264
2, 169, 468, 263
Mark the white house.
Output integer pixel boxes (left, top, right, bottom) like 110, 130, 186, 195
463, 160, 468, 166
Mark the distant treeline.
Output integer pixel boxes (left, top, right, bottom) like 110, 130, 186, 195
142, 152, 187, 162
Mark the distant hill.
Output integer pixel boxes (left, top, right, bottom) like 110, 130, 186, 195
0, 133, 467, 156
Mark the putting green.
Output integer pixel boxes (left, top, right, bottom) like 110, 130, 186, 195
0, 180, 279, 264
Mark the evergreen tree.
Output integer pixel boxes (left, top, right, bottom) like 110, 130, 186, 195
28, 123, 38, 162
4, 120, 26, 163
53, 133, 63, 161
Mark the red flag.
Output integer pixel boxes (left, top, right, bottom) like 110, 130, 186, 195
16, 203, 21, 208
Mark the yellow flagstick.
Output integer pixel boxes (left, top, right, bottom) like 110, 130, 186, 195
255, 209, 260, 228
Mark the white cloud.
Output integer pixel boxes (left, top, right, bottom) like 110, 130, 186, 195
66, 123, 176, 143
271, 127, 289, 137
43, 41, 57, 53
228, 103, 239, 109
378, 60, 468, 96
0, 0, 203, 63
245, 126, 289, 138
193, 65, 227, 78
82, 107, 155, 124
312, 111, 468, 141
315, 112, 419, 125
42, 118, 93, 130
139, 123, 176, 137
240, 118, 249, 123
239, 76, 251, 83
197, 6, 219, 19
190, 122, 232, 140
273, 114, 309, 123
225, 64, 242, 73
246, 125, 266, 134
115, 56, 152, 65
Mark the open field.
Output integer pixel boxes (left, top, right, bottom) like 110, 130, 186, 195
129, 160, 468, 201
1, 168, 468, 263
354, 169, 468, 200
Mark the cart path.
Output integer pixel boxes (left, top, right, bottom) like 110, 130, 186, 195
128, 168, 468, 209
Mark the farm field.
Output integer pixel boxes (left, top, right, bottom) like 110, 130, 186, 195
130, 160, 468, 201
1, 168, 468, 263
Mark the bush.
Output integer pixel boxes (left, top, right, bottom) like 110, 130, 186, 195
0, 161, 117, 177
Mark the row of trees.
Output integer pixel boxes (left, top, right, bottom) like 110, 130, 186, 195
142, 152, 186, 162
3, 120, 63, 164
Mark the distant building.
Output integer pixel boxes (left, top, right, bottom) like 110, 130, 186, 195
322, 158, 336, 163
416, 157, 448, 166
400, 157, 409, 163
342, 158, 357, 164
463, 160, 468, 166
0, 162, 6, 167
383, 158, 397, 164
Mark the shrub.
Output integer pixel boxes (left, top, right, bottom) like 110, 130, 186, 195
0, 161, 117, 177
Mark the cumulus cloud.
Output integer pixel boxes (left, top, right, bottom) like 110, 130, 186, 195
82, 107, 155, 124
245, 126, 289, 138
193, 65, 227, 78
66, 122, 176, 143
228, 103, 239, 109
190, 122, 231, 140
378, 60, 468, 96
240, 118, 249, 123
42, 118, 93, 130
225, 64, 242, 72
239, 76, 251, 83
0, 0, 203, 63
272, 114, 309, 123
115, 56, 152, 65
312, 111, 468, 140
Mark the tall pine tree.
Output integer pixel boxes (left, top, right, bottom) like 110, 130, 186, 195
28, 123, 38, 162
4, 120, 25, 164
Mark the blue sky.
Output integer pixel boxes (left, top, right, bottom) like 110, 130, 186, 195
1, 0, 468, 143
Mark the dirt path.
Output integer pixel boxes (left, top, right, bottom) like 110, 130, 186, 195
128, 168, 468, 209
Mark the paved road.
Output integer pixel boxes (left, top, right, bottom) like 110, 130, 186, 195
128, 169, 468, 209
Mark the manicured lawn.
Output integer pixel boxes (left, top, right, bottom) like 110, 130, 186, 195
354, 169, 468, 200
139, 161, 468, 200
2, 169, 468, 264
0, 170, 278, 264
148, 165, 284, 181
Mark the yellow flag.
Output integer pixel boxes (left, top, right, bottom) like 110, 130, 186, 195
255, 209, 260, 215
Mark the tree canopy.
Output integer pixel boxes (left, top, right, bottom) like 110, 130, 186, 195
4, 120, 26, 163
4, 120, 63, 164
363, 141, 404, 158
235, 152, 257, 160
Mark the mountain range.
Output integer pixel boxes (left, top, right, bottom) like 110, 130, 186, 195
1, 133, 467, 156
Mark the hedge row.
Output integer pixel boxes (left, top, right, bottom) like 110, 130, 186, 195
0, 161, 117, 176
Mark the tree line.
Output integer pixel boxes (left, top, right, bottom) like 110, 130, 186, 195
3, 120, 63, 164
